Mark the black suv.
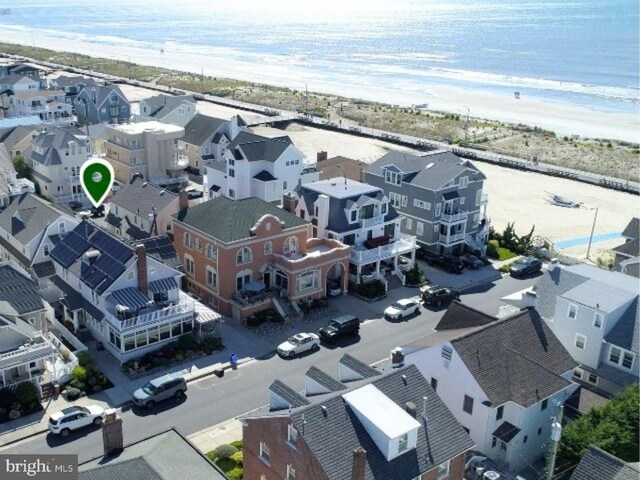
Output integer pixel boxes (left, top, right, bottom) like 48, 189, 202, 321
426, 254, 464, 274
318, 315, 360, 342
421, 285, 460, 306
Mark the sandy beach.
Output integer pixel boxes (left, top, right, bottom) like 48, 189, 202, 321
1, 25, 638, 143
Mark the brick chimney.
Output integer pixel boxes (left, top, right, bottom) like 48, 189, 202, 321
102, 409, 123, 456
179, 189, 189, 211
136, 244, 148, 296
282, 192, 297, 214
351, 447, 366, 480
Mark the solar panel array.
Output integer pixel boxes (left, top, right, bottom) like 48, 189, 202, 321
50, 221, 135, 294
137, 235, 176, 261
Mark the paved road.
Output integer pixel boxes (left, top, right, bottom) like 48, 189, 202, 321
3, 274, 538, 461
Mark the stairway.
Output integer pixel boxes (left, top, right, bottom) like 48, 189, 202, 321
75, 328, 94, 343
386, 274, 403, 291
272, 295, 299, 322
40, 381, 58, 401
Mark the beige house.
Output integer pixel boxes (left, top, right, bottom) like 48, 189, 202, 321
101, 120, 184, 184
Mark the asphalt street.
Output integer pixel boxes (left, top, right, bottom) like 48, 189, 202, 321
3, 274, 539, 461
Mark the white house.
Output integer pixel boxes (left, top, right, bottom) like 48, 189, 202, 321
49, 221, 196, 364
290, 177, 418, 290
138, 94, 197, 127
1, 89, 76, 126
204, 130, 318, 204
402, 304, 578, 472
502, 263, 639, 396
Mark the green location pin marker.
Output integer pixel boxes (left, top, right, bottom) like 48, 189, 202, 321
80, 158, 115, 208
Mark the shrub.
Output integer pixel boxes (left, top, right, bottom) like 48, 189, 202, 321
487, 240, 500, 259
177, 334, 196, 351
72, 365, 88, 381
213, 444, 238, 460
16, 382, 38, 405
405, 264, 423, 285
92, 385, 102, 393
230, 440, 243, 449
175, 354, 184, 362
227, 466, 243, 480
70, 380, 85, 392
0, 388, 16, 409
199, 336, 222, 353
76, 351, 94, 367
87, 376, 98, 386
66, 387, 81, 400
245, 315, 265, 328
357, 279, 386, 299
9, 409, 22, 420
230, 451, 243, 466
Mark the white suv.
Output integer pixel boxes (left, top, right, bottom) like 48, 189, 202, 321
384, 299, 420, 320
48, 405, 105, 436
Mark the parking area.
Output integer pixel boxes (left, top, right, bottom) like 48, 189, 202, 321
419, 260, 503, 291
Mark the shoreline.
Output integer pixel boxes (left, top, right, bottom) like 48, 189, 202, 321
0, 25, 638, 143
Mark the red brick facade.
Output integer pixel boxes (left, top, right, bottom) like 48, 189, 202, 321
172, 213, 350, 321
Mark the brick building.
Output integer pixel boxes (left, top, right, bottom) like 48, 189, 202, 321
172, 196, 350, 321
241, 354, 474, 480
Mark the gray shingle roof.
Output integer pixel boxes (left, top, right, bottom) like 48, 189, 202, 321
52, 76, 96, 89
0, 193, 68, 244
181, 113, 226, 145
612, 238, 640, 258
0, 265, 44, 315
27, 127, 87, 167
570, 445, 639, 480
227, 131, 292, 163
52, 275, 104, 321
32, 260, 56, 278
174, 196, 308, 244
365, 150, 486, 190
0, 235, 30, 266
79, 429, 227, 480
435, 301, 496, 331
306, 366, 347, 393
253, 170, 276, 182
269, 379, 311, 409
621, 218, 639, 240
339, 353, 381, 379
288, 364, 474, 480
451, 309, 577, 407
0, 125, 37, 152
109, 178, 177, 217
565, 386, 610, 416
532, 268, 590, 318
604, 297, 639, 353
587, 362, 639, 389
0, 73, 34, 86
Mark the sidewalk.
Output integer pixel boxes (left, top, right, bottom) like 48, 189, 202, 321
187, 418, 244, 454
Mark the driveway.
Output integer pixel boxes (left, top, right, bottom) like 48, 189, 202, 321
418, 260, 503, 291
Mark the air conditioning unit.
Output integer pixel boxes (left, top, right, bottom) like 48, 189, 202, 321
473, 466, 485, 478
484, 471, 500, 480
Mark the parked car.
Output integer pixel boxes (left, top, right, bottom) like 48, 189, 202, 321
318, 315, 360, 342
326, 279, 342, 297
277, 333, 320, 357
427, 254, 465, 274
384, 299, 420, 320
112, 181, 122, 192
509, 257, 543, 277
421, 285, 460, 306
48, 405, 105, 436
90, 205, 105, 218
132, 374, 187, 408
460, 254, 484, 269
187, 189, 204, 199
68, 200, 83, 211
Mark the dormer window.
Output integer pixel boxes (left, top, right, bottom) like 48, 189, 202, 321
350, 210, 357, 222
384, 169, 402, 186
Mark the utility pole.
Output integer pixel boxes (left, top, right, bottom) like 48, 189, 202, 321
586, 207, 599, 259
464, 106, 470, 142
547, 405, 564, 480
201, 67, 204, 94
304, 82, 308, 117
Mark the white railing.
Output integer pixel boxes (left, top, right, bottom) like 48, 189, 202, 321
67, 174, 80, 183
7, 179, 35, 196
373, 272, 388, 291
394, 266, 406, 286
104, 299, 195, 332
440, 210, 468, 223
362, 215, 384, 228
438, 232, 466, 244
53, 192, 87, 203
350, 234, 417, 264
0, 341, 50, 361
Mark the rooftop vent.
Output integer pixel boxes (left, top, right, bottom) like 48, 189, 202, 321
425, 162, 434, 169
404, 401, 416, 418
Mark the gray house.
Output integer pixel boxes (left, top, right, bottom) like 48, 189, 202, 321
364, 150, 489, 255
48, 76, 97, 104
138, 94, 197, 127
502, 263, 639, 396
612, 217, 639, 278
73, 84, 130, 126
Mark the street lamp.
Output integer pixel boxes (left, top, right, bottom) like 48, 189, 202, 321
463, 106, 470, 141
586, 206, 599, 259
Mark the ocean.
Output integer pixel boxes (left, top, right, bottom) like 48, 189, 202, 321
1, 0, 638, 113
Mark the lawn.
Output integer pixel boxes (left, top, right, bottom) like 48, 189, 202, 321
207, 440, 244, 479
496, 247, 517, 261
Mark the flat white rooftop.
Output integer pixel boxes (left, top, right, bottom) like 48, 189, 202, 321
108, 120, 184, 135
342, 384, 420, 439
304, 177, 379, 199
566, 264, 639, 294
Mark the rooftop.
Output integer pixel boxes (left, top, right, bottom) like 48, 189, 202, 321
108, 120, 183, 135
0, 193, 70, 244
302, 177, 379, 199
109, 178, 177, 217
570, 445, 639, 480
0, 265, 44, 315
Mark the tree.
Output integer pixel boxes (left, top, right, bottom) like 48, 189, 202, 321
552, 385, 639, 478
16, 382, 38, 405
12, 155, 28, 179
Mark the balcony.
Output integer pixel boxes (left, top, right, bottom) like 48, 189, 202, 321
350, 233, 417, 264
104, 292, 195, 332
361, 215, 384, 228
440, 210, 468, 224
438, 232, 466, 245
7, 178, 35, 196
53, 192, 87, 204
67, 174, 80, 183
0, 334, 54, 370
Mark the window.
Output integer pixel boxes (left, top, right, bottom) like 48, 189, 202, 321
405, 218, 413, 231
284, 237, 298, 255
434, 203, 441, 217
183, 231, 192, 249
593, 313, 604, 329
350, 209, 358, 222
430, 377, 438, 392
541, 398, 548, 411
622, 352, 634, 369
538, 427, 542, 435
283, 181, 288, 190
43, 245, 50, 256
398, 433, 408, 453
573, 367, 583, 380
475, 190, 482, 206
587, 372, 598, 385
184, 255, 194, 275
381, 202, 388, 214
460, 196, 465, 205
384, 169, 402, 186
434, 224, 439, 232
206, 267, 217, 290
264, 241, 272, 255
205, 243, 217, 261
459, 176, 468, 188
288, 424, 298, 448
609, 346, 621, 364
610, 347, 635, 370
568, 303, 578, 319
236, 272, 251, 292
153, 291, 168, 303
236, 247, 252, 264
286, 464, 296, 480
389, 192, 402, 208
59, 222, 66, 234
436, 460, 450, 480
413, 199, 431, 210
298, 270, 319, 292
178, 107, 185, 115
492, 437, 497, 448
416, 222, 424, 236
259, 442, 270, 464
523, 435, 528, 444
194, 237, 202, 252
441, 345, 452, 361
229, 168, 235, 178
203, 146, 210, 155
401, 195, 408, 207
574, 333, 587, 350
228, 189, 235, 198
463, 395, 474, 414
496, 405, 504, 420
